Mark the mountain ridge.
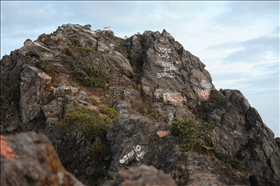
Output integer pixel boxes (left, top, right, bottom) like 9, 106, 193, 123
1, 23, 279, 185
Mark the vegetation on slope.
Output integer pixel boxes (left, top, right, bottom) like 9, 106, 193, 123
171, 118, 242, 170
64, 47, 111, 88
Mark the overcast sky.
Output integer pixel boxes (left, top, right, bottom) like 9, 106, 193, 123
1, 1, 279, 137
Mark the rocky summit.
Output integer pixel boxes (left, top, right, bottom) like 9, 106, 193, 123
1, 23, 279, 186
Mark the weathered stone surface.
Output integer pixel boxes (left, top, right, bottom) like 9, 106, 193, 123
0, 132, 84, 186
103, 165, 176, 186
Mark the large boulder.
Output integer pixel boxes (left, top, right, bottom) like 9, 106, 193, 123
0, 132, 84, 186
103, 165, 176, 186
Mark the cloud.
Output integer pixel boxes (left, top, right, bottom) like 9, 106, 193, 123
249, 93, 279, 137
206, 34, 279, 65
211, 61, 279, 96
206, 42, 239, 50
271, 26, 279, 36
224, 36, 278, 63
0, 1, 225, 56
212, 1, 279, 28
252, 61, 279, 75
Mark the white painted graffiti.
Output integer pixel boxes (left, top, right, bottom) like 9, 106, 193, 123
162, 61, 177, 72
157, 47, 171, 58
119, 145, 146, 163
156, 47, 178, 78
157, 72, 175, 78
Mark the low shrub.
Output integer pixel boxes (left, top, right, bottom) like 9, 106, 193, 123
171, 118, 242, 170
214, 152, 242, 169
64, 48, 111, 88
36, 59, 54, 73
210, 89, 224, 102
60, 107, 111, 140
171, 118, 199, 151
171, 119, 216, 153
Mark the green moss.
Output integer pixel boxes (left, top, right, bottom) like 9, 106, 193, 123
60, 107, 111, 140
91, 97, 99, 106
103, 108, 119, 119
36, 60, 54, 73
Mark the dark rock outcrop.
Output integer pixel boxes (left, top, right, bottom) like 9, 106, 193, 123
106, 114, 249, 186
1, 23, 279, 185
0, 132, 84, 186
201, 89, 280, 185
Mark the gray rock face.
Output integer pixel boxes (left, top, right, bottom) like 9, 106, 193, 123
20, 65, 51, 126
1, 23, 279, 185
127, 29, 213, 111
